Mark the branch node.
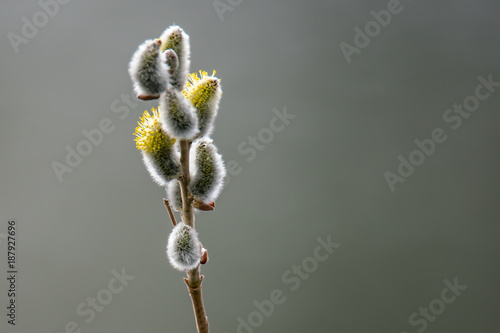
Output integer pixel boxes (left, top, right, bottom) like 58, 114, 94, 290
193, 198, 215, 211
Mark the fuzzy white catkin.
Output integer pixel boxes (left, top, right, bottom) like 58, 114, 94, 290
189, 137, 227, 203
141, 148, 180, 187
164, 49, 179, 79
194, 79, 222, 138
160, 87, 199, 140
160, 26, 190, 91
128, 39, 169, 97
166, 179, 183, 211
166, 222, 201, 271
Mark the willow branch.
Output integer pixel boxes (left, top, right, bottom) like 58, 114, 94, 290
163, 199, 177, 226
179, 139, 194, 227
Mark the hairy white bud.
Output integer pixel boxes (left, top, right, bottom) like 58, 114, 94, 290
183, 71, 222, 137
160, 26, 190, 91
134, 109, 181, 186
160, 87, 199, 140
189, 138, 226, 203
166, 222, 201, 271
142, 149, 180, 186
164, 49, 179, 79
166, 179, 183, 212
128, 39, 169, 99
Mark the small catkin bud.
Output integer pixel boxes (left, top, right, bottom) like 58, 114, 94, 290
166, 179, 183, 212
164, 49, 179, 77
166, 222, 201, 271
128, 39, 169, 99
200, 248, 208, 265
160, 87, 199, 140
183, 70, 222, 137
189, 137, 227, 203
134, 109, 181, 186
160, 26, 190, 90
192, 198, 215, 211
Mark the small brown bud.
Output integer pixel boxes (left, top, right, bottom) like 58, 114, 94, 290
200, 248, 208, 265
192, 198, 215, 211
137, 94, 160, 100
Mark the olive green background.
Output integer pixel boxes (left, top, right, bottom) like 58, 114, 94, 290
1, 0, 499, 332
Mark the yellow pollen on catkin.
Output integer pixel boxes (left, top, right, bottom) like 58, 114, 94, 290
182, 70, 219, 108
134, 108, 175, 153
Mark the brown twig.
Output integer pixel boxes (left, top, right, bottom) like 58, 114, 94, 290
163, 199, 177, 227
179, 139, 194, 227
184, 275, 209, 333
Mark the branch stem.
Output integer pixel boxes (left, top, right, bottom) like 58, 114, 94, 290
163, 199, 177, 226
179, 139, 194, 227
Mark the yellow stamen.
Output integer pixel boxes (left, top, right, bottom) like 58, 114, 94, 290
134, 108, 175, 153
182, 70, 220, 109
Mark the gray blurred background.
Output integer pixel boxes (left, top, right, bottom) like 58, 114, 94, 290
1, 0, 499, 332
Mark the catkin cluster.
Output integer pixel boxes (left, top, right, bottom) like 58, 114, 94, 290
129, 25, 226, 271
